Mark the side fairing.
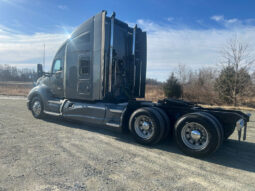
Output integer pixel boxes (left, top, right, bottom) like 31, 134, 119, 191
62, 11, 147, 102
65, 13, 103, 101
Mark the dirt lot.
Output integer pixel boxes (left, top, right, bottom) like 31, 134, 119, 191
0, 97, 255, 191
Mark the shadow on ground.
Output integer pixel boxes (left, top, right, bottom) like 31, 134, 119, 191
43, 116, 255, 174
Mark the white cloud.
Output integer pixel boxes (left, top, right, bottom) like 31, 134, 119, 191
210, 15, 242, 27
166, 17, 174, 22
211, 15, 224, 22
0, 25, 68, 71
227, 18, 239, 24
57, 5, 68, 10
136, 19, 255, 81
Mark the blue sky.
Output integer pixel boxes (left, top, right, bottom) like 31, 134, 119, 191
0, 0, 255, 81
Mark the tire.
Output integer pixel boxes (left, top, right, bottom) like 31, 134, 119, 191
175, 113, 222, 158
153, 107, 171, 140
145, 107, 166, 143
194, 112, 224, 145
129, 107, 165, 145
31, 96, 44, 119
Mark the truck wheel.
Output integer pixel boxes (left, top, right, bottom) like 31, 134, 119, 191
153, 107, 171, 140
175, 113, 222, 157
31, 96, 44, 119
194, 112, 224, 145
129, 107, 165, 145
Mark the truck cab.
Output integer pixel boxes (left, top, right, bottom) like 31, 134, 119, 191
27, 11, 250, 158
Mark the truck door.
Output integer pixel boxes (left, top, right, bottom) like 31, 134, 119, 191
50, 44, 65, 98
50, 59, 63, 97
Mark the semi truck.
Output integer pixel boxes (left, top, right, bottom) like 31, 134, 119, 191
27, 11, 250, 157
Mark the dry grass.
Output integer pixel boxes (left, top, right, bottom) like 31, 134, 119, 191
144, 84, 255, 110
143, 84, 165, 102
0, 82, 167, 99
0, 81, 32, 96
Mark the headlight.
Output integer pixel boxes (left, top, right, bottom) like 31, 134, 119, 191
236, 118, 245, 131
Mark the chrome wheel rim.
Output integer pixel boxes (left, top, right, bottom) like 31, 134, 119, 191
32, 101, 41, 116
181, 122, 209, 150
134, 115, 155, 140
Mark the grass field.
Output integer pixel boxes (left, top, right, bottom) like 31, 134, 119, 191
0, 81, 165, 100
0, 81, 33, 96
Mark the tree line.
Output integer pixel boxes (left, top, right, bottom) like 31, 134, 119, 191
156, 38, 255, 107
0, 64, 37, 82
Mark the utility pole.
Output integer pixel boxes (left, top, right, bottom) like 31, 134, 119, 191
43, 44, 45, 69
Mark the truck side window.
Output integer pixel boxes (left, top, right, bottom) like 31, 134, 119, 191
52, 59, 62, 73
79, 57, 90, 77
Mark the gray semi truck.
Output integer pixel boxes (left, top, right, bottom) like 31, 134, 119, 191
27, 11, 250, 157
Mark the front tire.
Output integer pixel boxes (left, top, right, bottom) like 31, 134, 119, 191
175, 113, 222, 157
31, 96, 44, 119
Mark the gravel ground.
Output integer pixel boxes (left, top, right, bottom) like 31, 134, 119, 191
0, 97, 255, 191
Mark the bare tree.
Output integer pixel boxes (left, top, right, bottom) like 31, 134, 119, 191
177, 63, 188, 99
252, 71, 255, 84
218, 37, 255, 106
177, 63, 188, 84
183, 68, 218, 104
0, 64, 36, 82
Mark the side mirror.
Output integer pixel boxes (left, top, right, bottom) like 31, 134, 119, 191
37, 64, 43, 78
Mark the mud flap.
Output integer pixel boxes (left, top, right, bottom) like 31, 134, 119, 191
243, 122, 247, 141
237, 122, 248, 141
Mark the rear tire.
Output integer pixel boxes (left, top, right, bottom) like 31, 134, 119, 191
31, 96, 44, 119
153, 107, 171, 140
195, 112, 224, 145
175, 113, 222, 158
129, 107, 165, 145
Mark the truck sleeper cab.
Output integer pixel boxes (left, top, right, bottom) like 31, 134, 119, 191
27, 11, 250, 158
